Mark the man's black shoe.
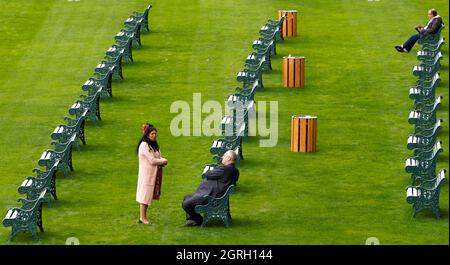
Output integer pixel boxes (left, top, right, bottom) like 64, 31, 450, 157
395, 45, 404, 52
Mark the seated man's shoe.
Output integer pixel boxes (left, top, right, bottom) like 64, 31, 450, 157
184, 220, 201, 227
395, 45, 404, 52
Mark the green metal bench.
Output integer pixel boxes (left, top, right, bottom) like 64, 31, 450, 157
421, 37, 445, 53
409, 73, 440, 107
51, 110, 88, 152
249, 46, 272, 71
415, 96, 443, 114
260, 14, 286, 42
228, 99, 254, 136
115, 28, 140, 48
105, 45, 126, 61
253, 38, 274, 55
264, 13, 287, 30
92, 69, 113, 97
3, 189, 48, 241
260, 26, 282, 43
69, 90, 101, 126
412, 139, 443, 161
414, 118, 443, 136
123, 21, 142, 47
221, 114, 248, 139
414, 48, 442, 68
228, 80, 259, 107
131, 4, 152, 32
125, 16, 144, 32
113, 38, 133, 63
406, 169, 447, 218
417, 49, 441, 61
405, 141, 443, 181
252, 39, 273, 68
101, 53, 123, 80
407, 123, 442, 154
194, 185, 235, 227
253, 38, 276, 56
412, 60, 440, 79
237, 56, 266, 89
95, 59, 122, 82
417, 51, 443, 67
38, 134, 76, 177
18, 160, 60, 207
82, 74, 111, 98
246, 52, 272, 71
408, 99, 440, 131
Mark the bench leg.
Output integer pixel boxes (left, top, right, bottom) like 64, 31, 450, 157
51, 172, 58, 201
29, 226, 39, 241
96, 98, 102, 121
63, 166, 69, 177
119, 68, 124, 79
69, 149, 74, 172
74, 141, 81, 152
46, 195, 53, 209
201, 216, 210, 227
223, 216, 231, 228
80, 121, 86, 145
9, 227, 17, 242
37, 216, 44, 233
432, 206, 441, 219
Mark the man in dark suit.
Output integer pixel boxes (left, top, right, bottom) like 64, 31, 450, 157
395, 9, 443, 53
182, 150, 240, 227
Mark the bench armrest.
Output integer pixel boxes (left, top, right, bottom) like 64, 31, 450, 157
32, 168, 45, 174
64, 116, 76, 122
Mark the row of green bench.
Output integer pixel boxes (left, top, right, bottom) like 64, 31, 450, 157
195, 14, 287, 228
2, 4, 153, 241
405, 25, 447, 218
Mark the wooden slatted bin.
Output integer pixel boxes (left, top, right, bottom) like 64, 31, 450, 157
278, 10, 297, 37
283, 56, 305, 88
291, 115, 317, 153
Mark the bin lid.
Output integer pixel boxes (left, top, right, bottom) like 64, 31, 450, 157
284, 55, 305, 59
291, 115, 318, 119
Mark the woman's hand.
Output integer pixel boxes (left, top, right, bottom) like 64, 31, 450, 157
161, 158, 168, 167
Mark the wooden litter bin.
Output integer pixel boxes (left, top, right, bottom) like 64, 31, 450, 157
278, 10, 297, 38
291, 115, 317, 153
283, 55, 305, 88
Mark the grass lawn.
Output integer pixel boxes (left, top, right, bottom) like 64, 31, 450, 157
0, 0, 448, 245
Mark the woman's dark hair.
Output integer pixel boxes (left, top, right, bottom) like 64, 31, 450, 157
137, 123, 159, 153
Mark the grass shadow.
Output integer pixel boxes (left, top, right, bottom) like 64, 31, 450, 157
196, 216, 259, 228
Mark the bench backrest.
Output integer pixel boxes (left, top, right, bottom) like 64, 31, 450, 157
431, 141, 443, 158
205, 184, 234, 204
21, 189, 47, 211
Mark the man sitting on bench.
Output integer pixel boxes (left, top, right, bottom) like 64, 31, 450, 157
182, 150, 240, 227
395, 8, 443, 53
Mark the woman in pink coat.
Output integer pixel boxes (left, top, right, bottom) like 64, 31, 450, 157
136, 123, 168, 224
